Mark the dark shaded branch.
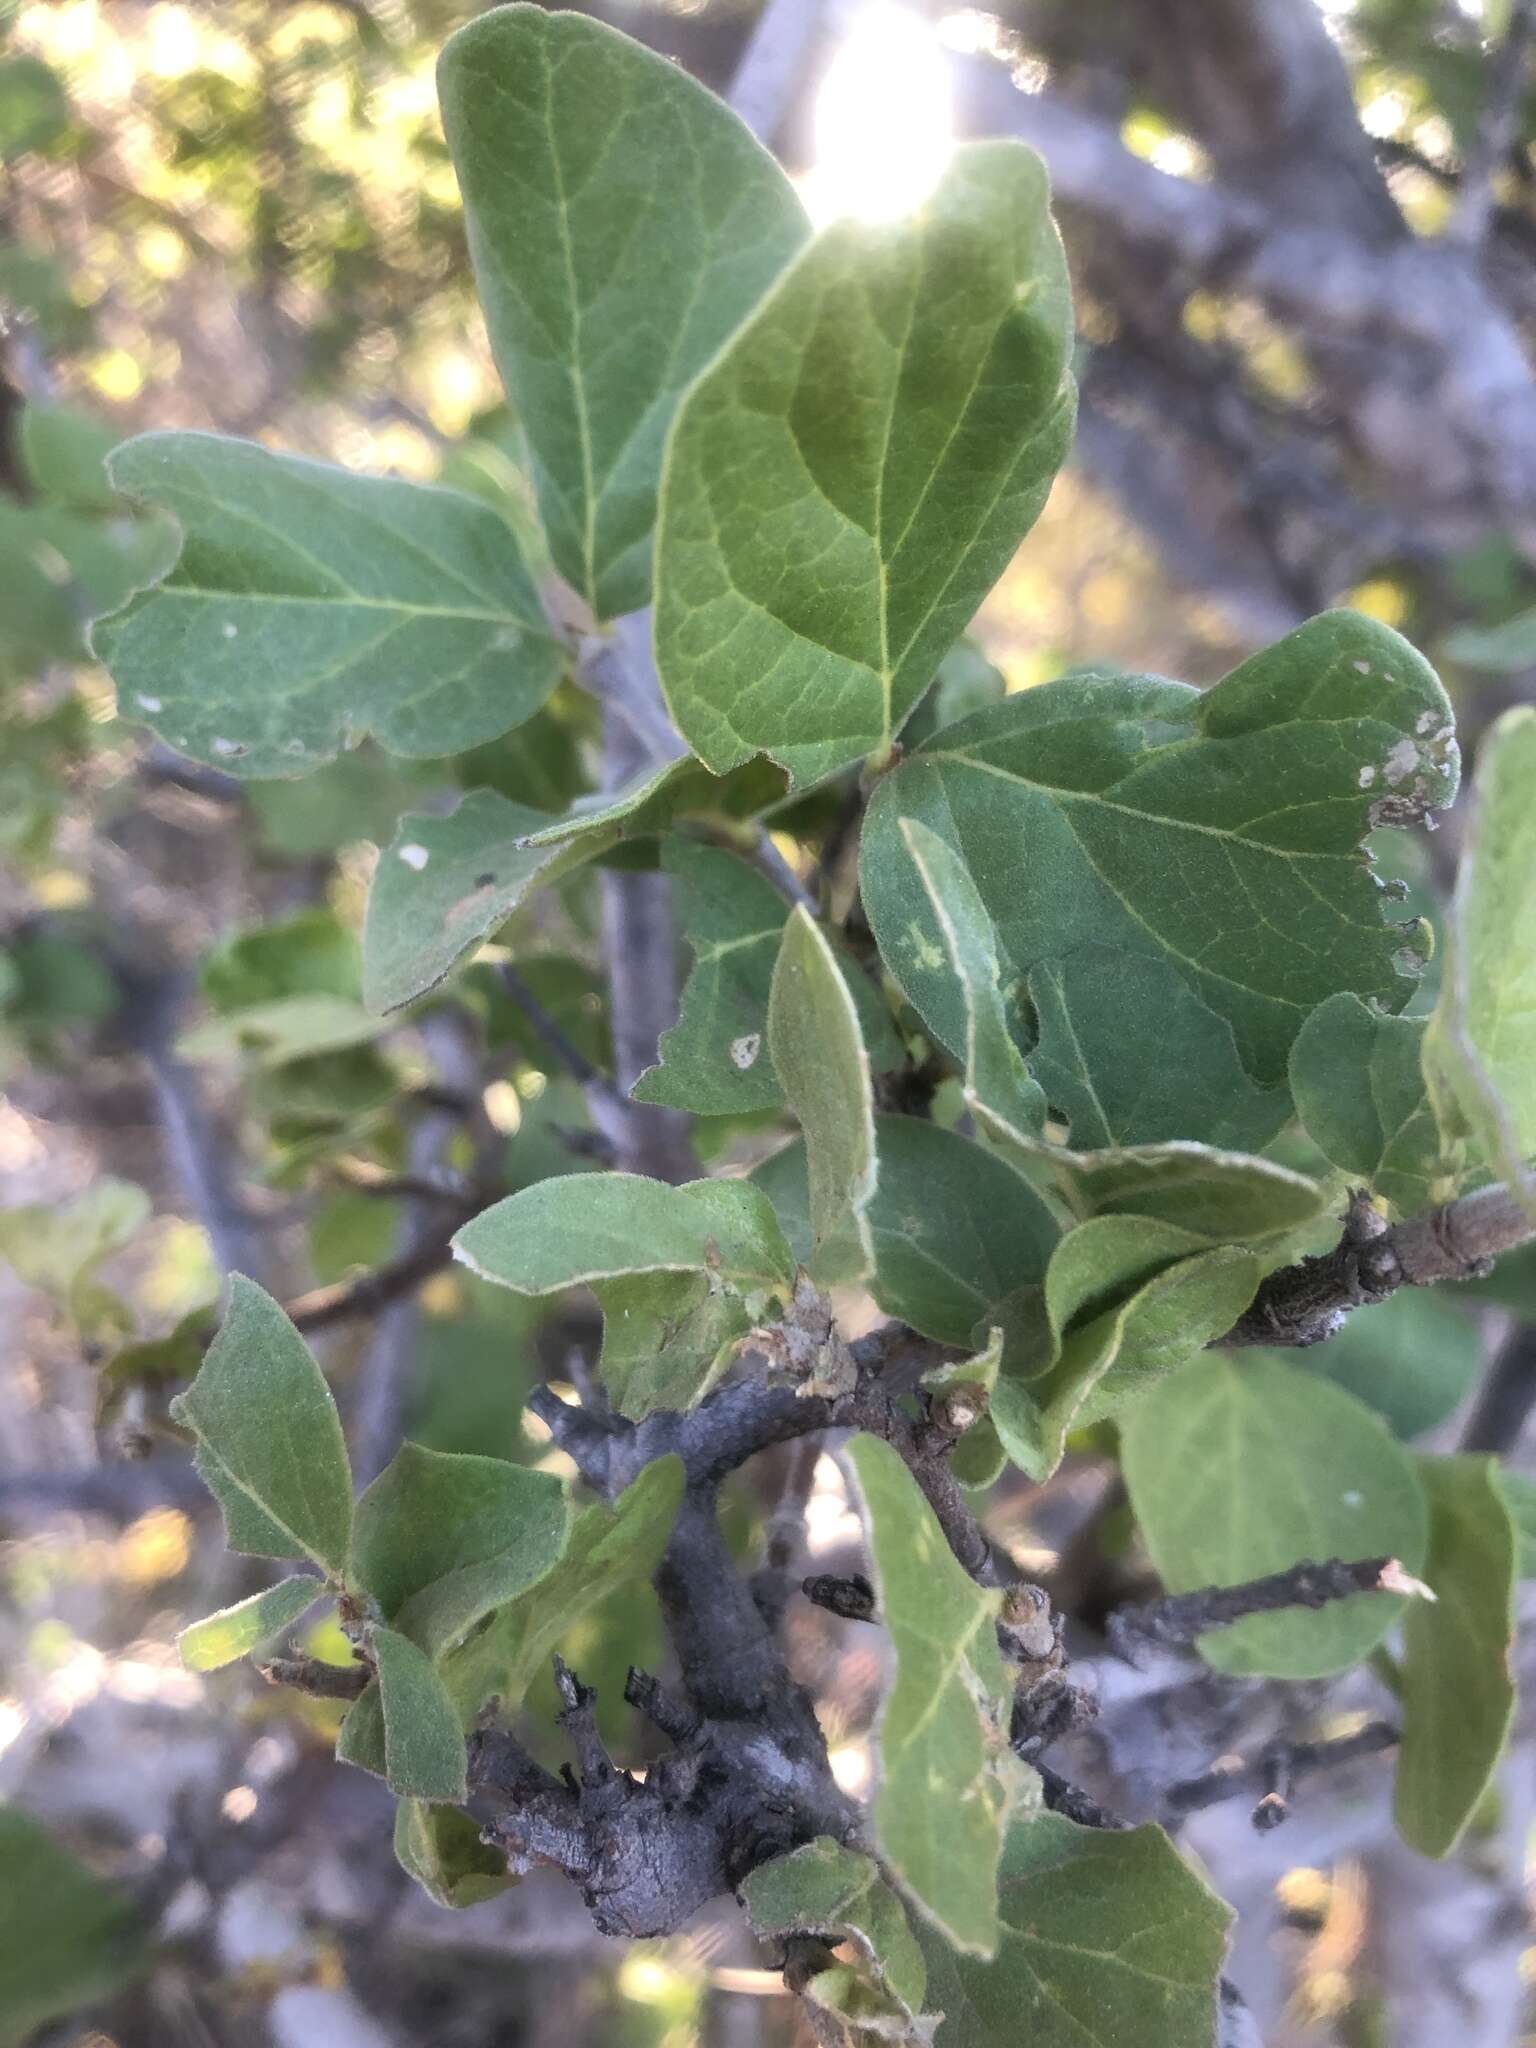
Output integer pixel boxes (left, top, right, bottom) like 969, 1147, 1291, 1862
1450, 0, 1536, 247
1220, 1183, 1534, 1351
1110, 1556, 1401, 1657
802, 1572, 876, 1623
1035, 1763, 1128, 1832
259, 1654, 370, 1701
1164, 1721, 1399, 1830
284, 1226, 461, 1335
1460, 1321, 1536, 1453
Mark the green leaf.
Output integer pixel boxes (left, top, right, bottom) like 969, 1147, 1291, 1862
768, 906, 878, 1286
1498, 1467, 1536, 1575
1291, 993, 1447, 1213
0, 1177, 149, 1336
394, 1799, 510, 1910
915, 1814, 1231, 2048
169, 1274, 353, 1573
754, 1115, 1059, 1348
0, 52, 70, 157
350, 1443, 568, 1659
441, 1455, 684, 1722
95, 433, 563, 778
177, 1573, 324, 1672
901, 640, 1008, 750
742, 1838, 928, 2025
438, 5, 808, 620
1395, 1455, 1517, 1858
591, 1271, 751, 1419
656, 141, 1073, 789
1285, 1287, 1484, 1441
178, 994, 382, 1070
1019, 1141, 1327, 1242
845, 1434, 1014, 1956
18, 401, 122, 509
1120, 1353, 1428, 1678
370, 1625, 469, 1803
0, 1806, 146, 2048
862, 611, 1457, 1105
991, 1218, 1260, 1481
1424, 707, 1536, 1204
0, 497, 178, 668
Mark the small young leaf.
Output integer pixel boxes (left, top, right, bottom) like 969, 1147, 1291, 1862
915, 1814, 1231, 2048
177, 1573, 324, 1672
1423, 706, 1536, 1205
0, 1806, 147, 2045
591, 1270, 753, 1420
394, 1799, 510, 1910
170, 1275, 353, 1573
768, 907, 878, 1287
656, 142, 1073, 788
863, 611, 1457, 1099
438, 5, 808, 620
94, 433, 563, 778
1121, 1353, 1429, 1678
441, 1456, 684, 1723
742, 1838, 928, 2023
350, 1443, 568, 1660
846, 1434, 1013, 1957
1395, 1455, 1517, 1858
1291, 993, 1446, 1213
371, 1625, 469, 1804
754, 1115, 1059, 1347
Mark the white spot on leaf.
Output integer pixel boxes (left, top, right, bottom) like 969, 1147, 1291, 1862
1383, 737, 1419, 786
730, 1032, 762, 1070
210, 737, 246, 757
136, 694, 163, 713
397, 843, 430, 871
222, 622, 239, 640
1358, 765, 1377, 789
1352, 660, 1372, 676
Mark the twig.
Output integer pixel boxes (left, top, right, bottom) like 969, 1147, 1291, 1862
1109, 1556, 1402, 1657
1450, 0, 1536, 247
495, 962, 632, 1164
1460, 1320, 1536, 1453
802, 1572, 877, 1622
1219, 1183, 1533, 1351
284, 1227, 462, 1335
259, 1655, 370, 1701
743, 830, 816, 914
1034, 1763, 1128, 1831
1164, 1722, 1399, 1830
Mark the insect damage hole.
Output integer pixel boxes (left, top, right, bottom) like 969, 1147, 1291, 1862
730, 1032, 762, 1070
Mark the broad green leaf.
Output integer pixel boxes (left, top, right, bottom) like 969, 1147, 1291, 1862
901, 640, 1008, 750
768, 907, 878, 1286
441, 1455, 684, 1721
754, 1115, 1060, 1347
454, 1173, 794, 1295
18, 401, 122, 509
0, 1176, 149, 1336
1498, 1468, 1536, 1575
1395, 1455, 1517, 1858
0, 1806, 146, 2048
1424, 707, 1536, 1205
394, 1799, 510, 1910
991, 1218, 1259, 1481
177, 1573, 324, 1672
915, 1814, 1231, 2048
846, 1434, 1014, 1956
1028, 949, 1290, 1154
202, 906, 360, 1009
1121, 1353, 1428, 1678
169, 1274, 353, 1573
743, 1838, 928, 2026
592, 1270, 754, 1419
1445, 608, 1536, 673
335, 1678, 386, 1778
371, 1625, 468, 1803
438, 5, 808, 620
1291, 993, 1447, 1213
898, 817, 1045, 1138
178, 994, 382, 1069
95, 433, 563, 778
0, 497, 178, 667
656, 142, 1073, 789
350, 1443, 568, 1660
862, 611, 1457, 1102
1285, 1287, 1484, 1441
1020, 1141, 1327, 1242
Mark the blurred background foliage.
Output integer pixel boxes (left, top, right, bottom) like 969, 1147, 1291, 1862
5, 2, 1536, 2045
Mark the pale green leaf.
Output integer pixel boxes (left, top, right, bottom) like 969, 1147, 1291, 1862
901, 640, 1007, 750
0, 496, 178, 667
371, 1625, 468, 1804
754, 1115, 1059, 1346
743, 1838, 928, 2025
863, 611, 1457, 1103
1395, 1455, 1517, 1858
1498, 1467, 1536, 1575
169, 1274, 353, 1572
1424, 707, 1536, 1206
438, 5, 808, 620
0, 1178, 149, 1321
1291, 993, 1447, 1214
1020, 1141, 1328, 1242
1286, 1287, 1484, 1441
441, 1456, 684, 1722
846, 1434, 1013, 1956
18, 401, 122, 510
178, 994, 382, 1069
177, 1573, 324, 1672
655, 142, 1074, 789
1120, 1353, 1428, 1678
394, 1799, 510, 1910
0, 1806, 146, 2048
350, 1443, 568, 1660
915, 1814, 1231, 2048
95, 433, 563, 778
769, 907, 879, 1285
593, 1270, 753, 1419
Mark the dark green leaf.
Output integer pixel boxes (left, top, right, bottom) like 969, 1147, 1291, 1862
742, 1838, 928, 2027
1291, 993, 1446, 1213
371, 1625, 469, 1803
394, 1799, 511, 1910
169, 1274, 353, 1572
96, 433, 563, 778
0, 1806, 146, 2048
1395, 1455, 1517, 1857
656, 142, 1073, 789
1285, 1287, 1484, 1440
